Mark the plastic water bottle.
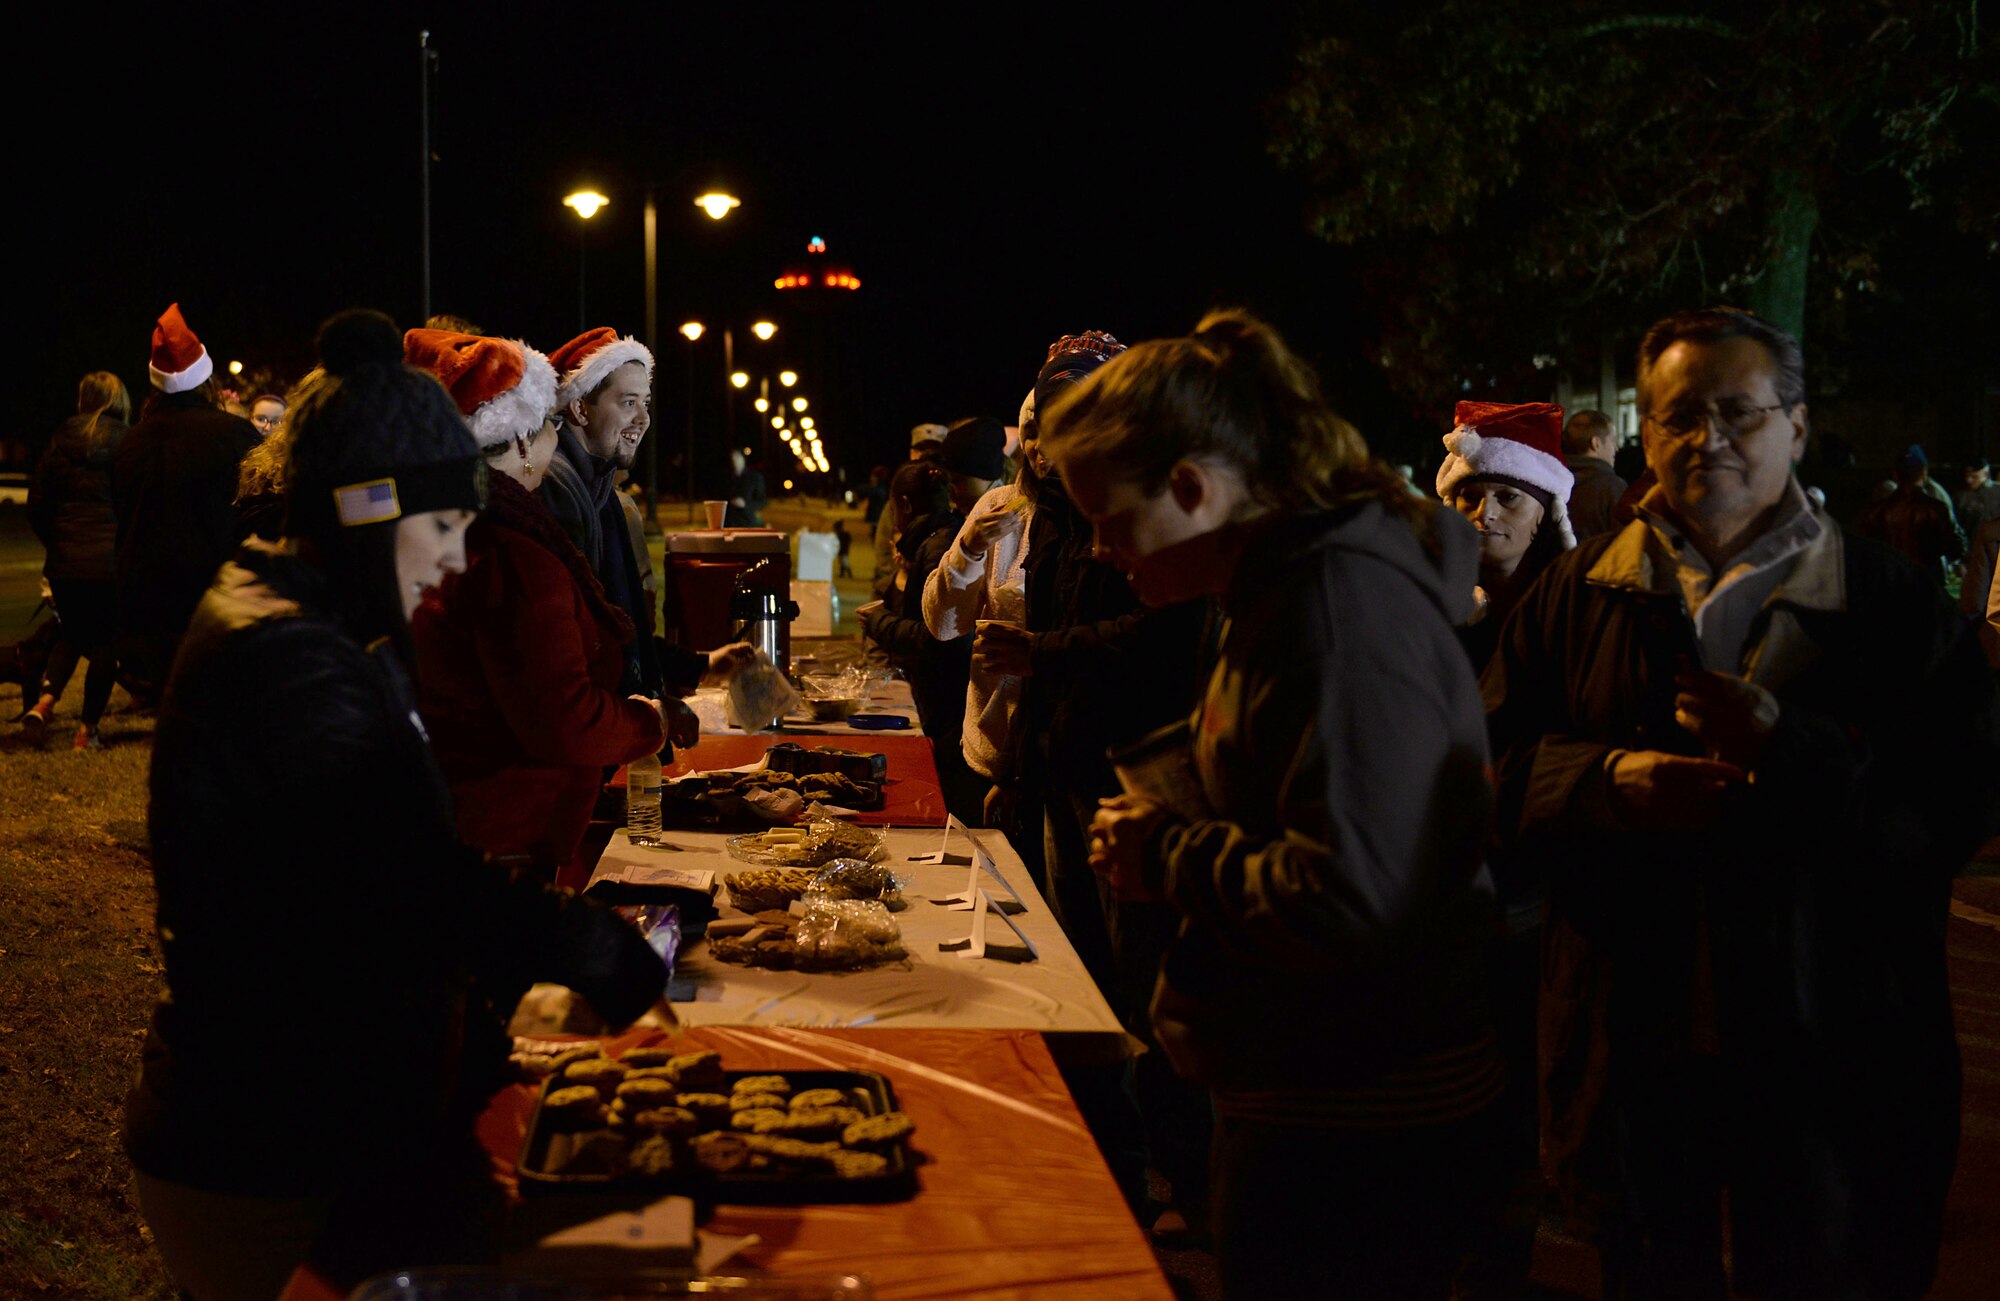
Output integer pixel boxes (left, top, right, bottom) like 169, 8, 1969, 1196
627, 752, 664, 844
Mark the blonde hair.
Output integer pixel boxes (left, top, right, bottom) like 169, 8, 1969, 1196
1040, 308, 1419, 518
237, 367, 327, 502
76, 371, 130, 449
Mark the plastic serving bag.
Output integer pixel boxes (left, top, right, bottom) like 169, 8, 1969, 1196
804, 857, 907, 910
792, 898, 905, 969
725, 650, 799, 732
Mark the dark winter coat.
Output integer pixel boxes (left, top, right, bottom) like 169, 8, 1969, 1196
1483, 514, 2000, 1293
412, 475, 664, 873
860, 507, 967, 746
1018, 475, 1209, 795
1855, 482, 1965, 582
541, 425, 663, 697
1563, 456, 1627, 542
1144, 500, 1502, 1114
30, 413, 127, 581
110, 392, 258, 679
125, 543, 664, 1207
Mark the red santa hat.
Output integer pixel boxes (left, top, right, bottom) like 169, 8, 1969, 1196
148, 303, 213, 393
402, 328, 558, 451
1434, 400, 1576, 548
549, 326, 653, 409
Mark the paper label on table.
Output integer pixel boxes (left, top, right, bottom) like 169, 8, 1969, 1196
908, 813, 970, 864
592, 862, 716, 892
938, 826, 1025, 913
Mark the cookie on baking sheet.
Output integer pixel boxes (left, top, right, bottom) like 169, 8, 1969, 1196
674, 1092, 731, 1125
730, 1091, 788, 1113
742, 1134, 840, 1169
788, 1087, 849, 1112
730, 1107, 788, 1132
630, 1106, 700, 1138
763, 1108, 863, 1140
830, 1149, 891, 1179
730, 1074, 792, 1099
561, 1057, 629, 1097
541, 1085, 609, 1132
620, 1046, 676, 1069
692, 1131, 751, 1174
841, 1111, 916, 1152
622, 1065, 679, 1084
615, 1077, 680, 1111
666, 1051, 725, 1090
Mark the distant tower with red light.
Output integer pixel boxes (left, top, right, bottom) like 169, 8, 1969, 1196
771, 237, 864, 477
775, 236, 862, 293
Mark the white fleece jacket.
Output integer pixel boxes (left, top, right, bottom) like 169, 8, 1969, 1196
922, 483, 1031, 780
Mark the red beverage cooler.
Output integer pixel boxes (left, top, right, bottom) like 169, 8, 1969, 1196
661, 529, 794, 671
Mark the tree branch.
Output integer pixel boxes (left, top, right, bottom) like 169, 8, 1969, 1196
1570, 14, 1745, 43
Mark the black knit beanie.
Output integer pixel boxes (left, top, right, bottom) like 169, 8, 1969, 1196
940, 417, 1007, 481
284, 309, 486, 544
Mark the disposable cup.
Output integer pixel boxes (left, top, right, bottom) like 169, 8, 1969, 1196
703, 500, 727, 529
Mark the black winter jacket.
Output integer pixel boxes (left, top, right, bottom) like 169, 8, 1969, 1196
30, 413, 126, 581
125, 544, 664, 1202
1145, 501, 1501, 1108
111, 393, 258, 647
1484, 514, 2000, 1292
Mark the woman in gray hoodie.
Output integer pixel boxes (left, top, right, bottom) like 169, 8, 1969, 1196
1042, 308, 1504, 1299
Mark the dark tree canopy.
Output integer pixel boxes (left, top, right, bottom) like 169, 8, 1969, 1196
1271, 0, 1997, 417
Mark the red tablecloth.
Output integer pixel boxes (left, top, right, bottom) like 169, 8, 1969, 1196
285, 1027, 1169, 1300
664, 732, 946, 827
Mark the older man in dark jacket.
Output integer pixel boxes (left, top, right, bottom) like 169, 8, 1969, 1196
1485, 307, 2000, 1300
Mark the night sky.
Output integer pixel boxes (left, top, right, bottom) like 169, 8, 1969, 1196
24, 2, 1407, 491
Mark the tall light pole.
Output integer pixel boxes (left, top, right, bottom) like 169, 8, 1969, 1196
563, 190, 607, 331
679, 322, 704, 521
419, 31, 436, 322
639, 187, 739, 508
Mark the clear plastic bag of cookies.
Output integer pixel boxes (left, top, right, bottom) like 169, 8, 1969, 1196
804, 857, 907, 910
793, 898, 906, 971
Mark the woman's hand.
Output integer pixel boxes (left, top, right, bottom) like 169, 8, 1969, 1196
958, 496, 1022, 559
1088, 794, 1168, 902
972, 620, 1035, 677
701, 641, 757, 687
637, 695, 701, 750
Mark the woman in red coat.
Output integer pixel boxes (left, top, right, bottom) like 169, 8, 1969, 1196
405, 328, 665, 875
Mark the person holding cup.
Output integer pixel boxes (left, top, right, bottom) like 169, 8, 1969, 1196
1047, 309, 1505, 1298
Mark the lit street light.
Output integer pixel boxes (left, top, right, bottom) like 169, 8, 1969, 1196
778, 370, 797, 387
792, 396, 808, 412
754, 397, 769, 413
228, 360, 244, 376
562, 188, 609, 329
679, 321, 705, 342
694, 192, 740, 220
730, 371, 750, 388
752, 321, 778, 341
800, 416, 814, 430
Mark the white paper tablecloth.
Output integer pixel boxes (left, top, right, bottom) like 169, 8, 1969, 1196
591, 825, 1123, 1039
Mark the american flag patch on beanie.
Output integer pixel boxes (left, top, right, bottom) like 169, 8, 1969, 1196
334, 478, 402, 526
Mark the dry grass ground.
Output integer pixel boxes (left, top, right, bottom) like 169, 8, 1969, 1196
0, 675, 174, 1298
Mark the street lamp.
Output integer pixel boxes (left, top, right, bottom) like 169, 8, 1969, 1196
800, 416, 814, 430
779, 370, 797, 387
694, 192, 740, 220
730, 371, 749, 388
563, 189, 608, 330
679, 321, 705, 342
792, 397, 808, 413
751, 321, 778, 342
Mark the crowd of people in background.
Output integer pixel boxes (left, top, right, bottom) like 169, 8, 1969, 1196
7, 294, 1998, 1300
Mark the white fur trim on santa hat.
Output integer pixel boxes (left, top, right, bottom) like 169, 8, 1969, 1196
1435, 425, 1578, 549
556, 336, 653, 410
149, 348, 213, 395
467, 341, 559, 450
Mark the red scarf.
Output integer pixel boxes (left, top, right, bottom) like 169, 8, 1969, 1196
483, 471, 635, 646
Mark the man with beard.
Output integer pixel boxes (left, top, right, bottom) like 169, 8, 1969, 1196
544, 327, 668, 701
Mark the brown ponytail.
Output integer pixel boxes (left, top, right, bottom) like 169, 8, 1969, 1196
1041, 307, 1423, 520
